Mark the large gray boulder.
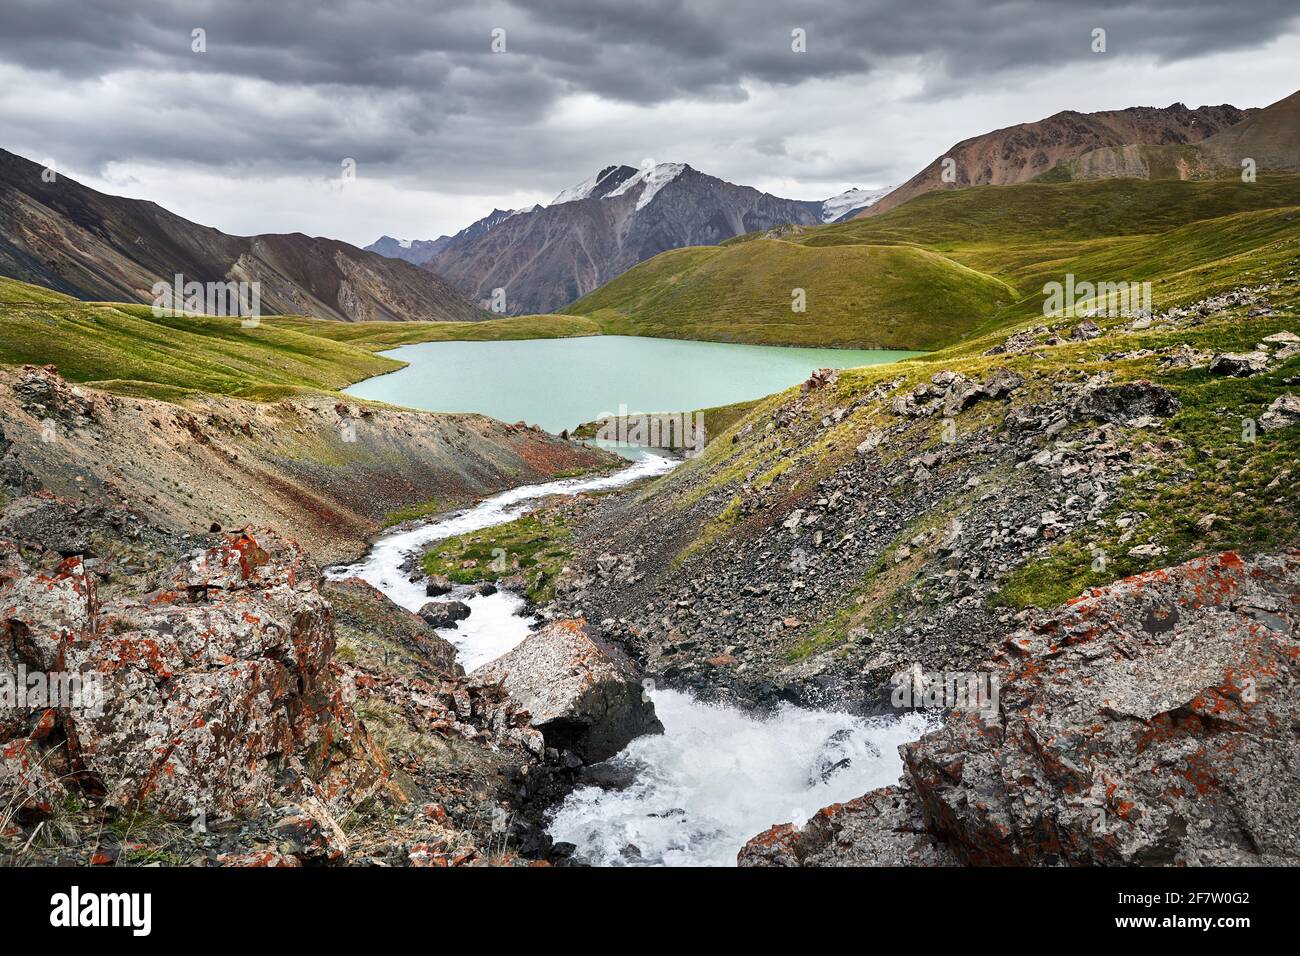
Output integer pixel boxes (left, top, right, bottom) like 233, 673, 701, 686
743, 550, 1300, 866
469, 618, 663, 763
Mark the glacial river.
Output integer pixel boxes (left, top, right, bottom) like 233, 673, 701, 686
327, 453, 932, 866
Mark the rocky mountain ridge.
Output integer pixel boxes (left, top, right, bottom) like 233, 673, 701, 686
0, 148, 485, 323
859, 101, 1256, 217
1052, 88, 1300, 183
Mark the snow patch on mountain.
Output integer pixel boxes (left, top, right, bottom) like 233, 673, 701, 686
550, 172, 605, 206
819, 186, 892, 223
549, 166, 636, 206
608, 162, 688, 210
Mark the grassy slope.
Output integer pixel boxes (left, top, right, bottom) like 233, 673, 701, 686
0, 277, 599, 401
263, 312, 601, 350
564, 174, 1300, 349
0, 278, 401, 401
568, 240, 1015, 349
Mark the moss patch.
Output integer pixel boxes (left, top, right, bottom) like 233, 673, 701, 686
382, 499, 444, 528
421, 511, 571, 604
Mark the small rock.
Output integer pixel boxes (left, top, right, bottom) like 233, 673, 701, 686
419, 600, 471, 629
1260, 394, 1300, 432
424, 575, 453, 596
1209, 352, 1269, 377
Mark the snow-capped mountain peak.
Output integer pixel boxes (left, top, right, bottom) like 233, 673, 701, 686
549, 165, 639, 206
549, 163, 687, 210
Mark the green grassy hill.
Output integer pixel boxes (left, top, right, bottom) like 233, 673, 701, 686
569, 240, 1014, 349
0, 277, 599, 401
0, 278, 403, 401
564, 174, 1300, 349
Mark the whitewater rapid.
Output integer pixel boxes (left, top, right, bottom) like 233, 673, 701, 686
328, 452, 931, 866
548, 690, 936, 866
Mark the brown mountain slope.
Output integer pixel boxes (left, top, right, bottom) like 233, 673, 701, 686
0, 364, 612, 564
859, 102, 1252, 217
1040, 89, 1300, 184
1199, 88, 1300, 172
0, 148, 486, 323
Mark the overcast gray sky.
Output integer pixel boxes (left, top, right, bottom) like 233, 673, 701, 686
2, 0, 1298, 246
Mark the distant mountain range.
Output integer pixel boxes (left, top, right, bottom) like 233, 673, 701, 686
368, 205, 541, 267
5, 90, 1294, 328
858, 101, 1256, 217
0, 148, 485, 323
371, 91, 1290, 315
366, 165, 889, 314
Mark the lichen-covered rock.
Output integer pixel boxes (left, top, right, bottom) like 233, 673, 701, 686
469, 618, 663, 763
1, 524, 390, 821
739, 784, 959, 867
741, 550, 1300, 866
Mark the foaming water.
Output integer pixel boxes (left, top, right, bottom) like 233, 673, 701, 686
326, 454, 678, 662
435, 585, 532, 671
548, 689, 936, 867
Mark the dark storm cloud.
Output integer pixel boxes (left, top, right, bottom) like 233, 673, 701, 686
1, 0, 1297, 205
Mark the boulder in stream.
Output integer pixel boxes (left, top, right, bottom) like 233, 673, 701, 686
424, 574, 453, 596
418, 600, 471, 629
469, 618, 663, 763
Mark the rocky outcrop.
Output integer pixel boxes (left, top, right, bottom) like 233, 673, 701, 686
1, 511, 389, 821
1260, 394, 1300, 432
470, 618, 663, 763
1210, 351, 1270, 377
0, 498, 565, 866
739, 784, 959, 867
742, 550, 1300, 866
889, 367, 1023, 418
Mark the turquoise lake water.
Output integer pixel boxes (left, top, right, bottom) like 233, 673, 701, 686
344, 335, 920, 436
